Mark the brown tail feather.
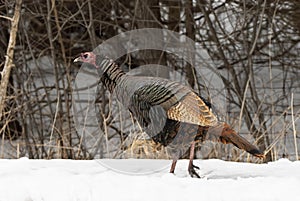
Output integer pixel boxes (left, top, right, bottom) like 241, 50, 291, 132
219, 123, 265, 158
220, 133, 264, 158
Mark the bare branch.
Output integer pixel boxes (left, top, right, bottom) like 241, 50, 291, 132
0, 0, 22, 120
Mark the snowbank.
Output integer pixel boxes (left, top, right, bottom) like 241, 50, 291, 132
0, 158, 299, 201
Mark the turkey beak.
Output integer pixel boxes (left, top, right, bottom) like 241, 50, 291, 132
73, 56, 82, 63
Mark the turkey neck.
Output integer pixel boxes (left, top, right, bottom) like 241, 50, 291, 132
99, 57, 126, 93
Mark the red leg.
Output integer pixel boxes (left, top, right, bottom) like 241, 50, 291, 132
170, 159, 177, 173
188, 141, 200, 178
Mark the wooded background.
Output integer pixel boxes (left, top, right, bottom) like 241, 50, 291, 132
0, 0, 299, 162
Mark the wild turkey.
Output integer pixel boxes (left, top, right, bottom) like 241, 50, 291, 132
74, 52, 264, 178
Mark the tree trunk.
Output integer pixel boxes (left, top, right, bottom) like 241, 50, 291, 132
184, 0, 196, 88
0, 0, 22, 121
135, 0, 168, 78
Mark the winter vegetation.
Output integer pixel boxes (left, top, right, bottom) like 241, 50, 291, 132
0, 0, 299, 167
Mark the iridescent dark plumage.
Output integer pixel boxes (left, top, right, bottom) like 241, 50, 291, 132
74, 52, 265, 178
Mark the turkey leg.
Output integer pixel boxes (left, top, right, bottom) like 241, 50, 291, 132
170, 159, 177, 173
188, 141, 200, 178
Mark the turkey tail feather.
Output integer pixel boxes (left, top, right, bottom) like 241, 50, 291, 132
209, 123, 265, 158
220, 132, 264, 158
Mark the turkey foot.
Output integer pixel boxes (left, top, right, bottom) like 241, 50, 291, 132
192, 164, 200, 169
188, 162, 200, 178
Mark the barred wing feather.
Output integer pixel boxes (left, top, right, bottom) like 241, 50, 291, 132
128, 81, 217, 128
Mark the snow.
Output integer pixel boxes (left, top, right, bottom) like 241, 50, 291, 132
0, 158, 299, 201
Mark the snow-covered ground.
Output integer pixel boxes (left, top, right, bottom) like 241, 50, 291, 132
0, 158, 299, 201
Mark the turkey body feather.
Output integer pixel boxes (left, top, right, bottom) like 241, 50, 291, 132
115, 76, 217, 126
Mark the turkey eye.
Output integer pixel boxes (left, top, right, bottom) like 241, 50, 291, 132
83, 54, 88, 59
